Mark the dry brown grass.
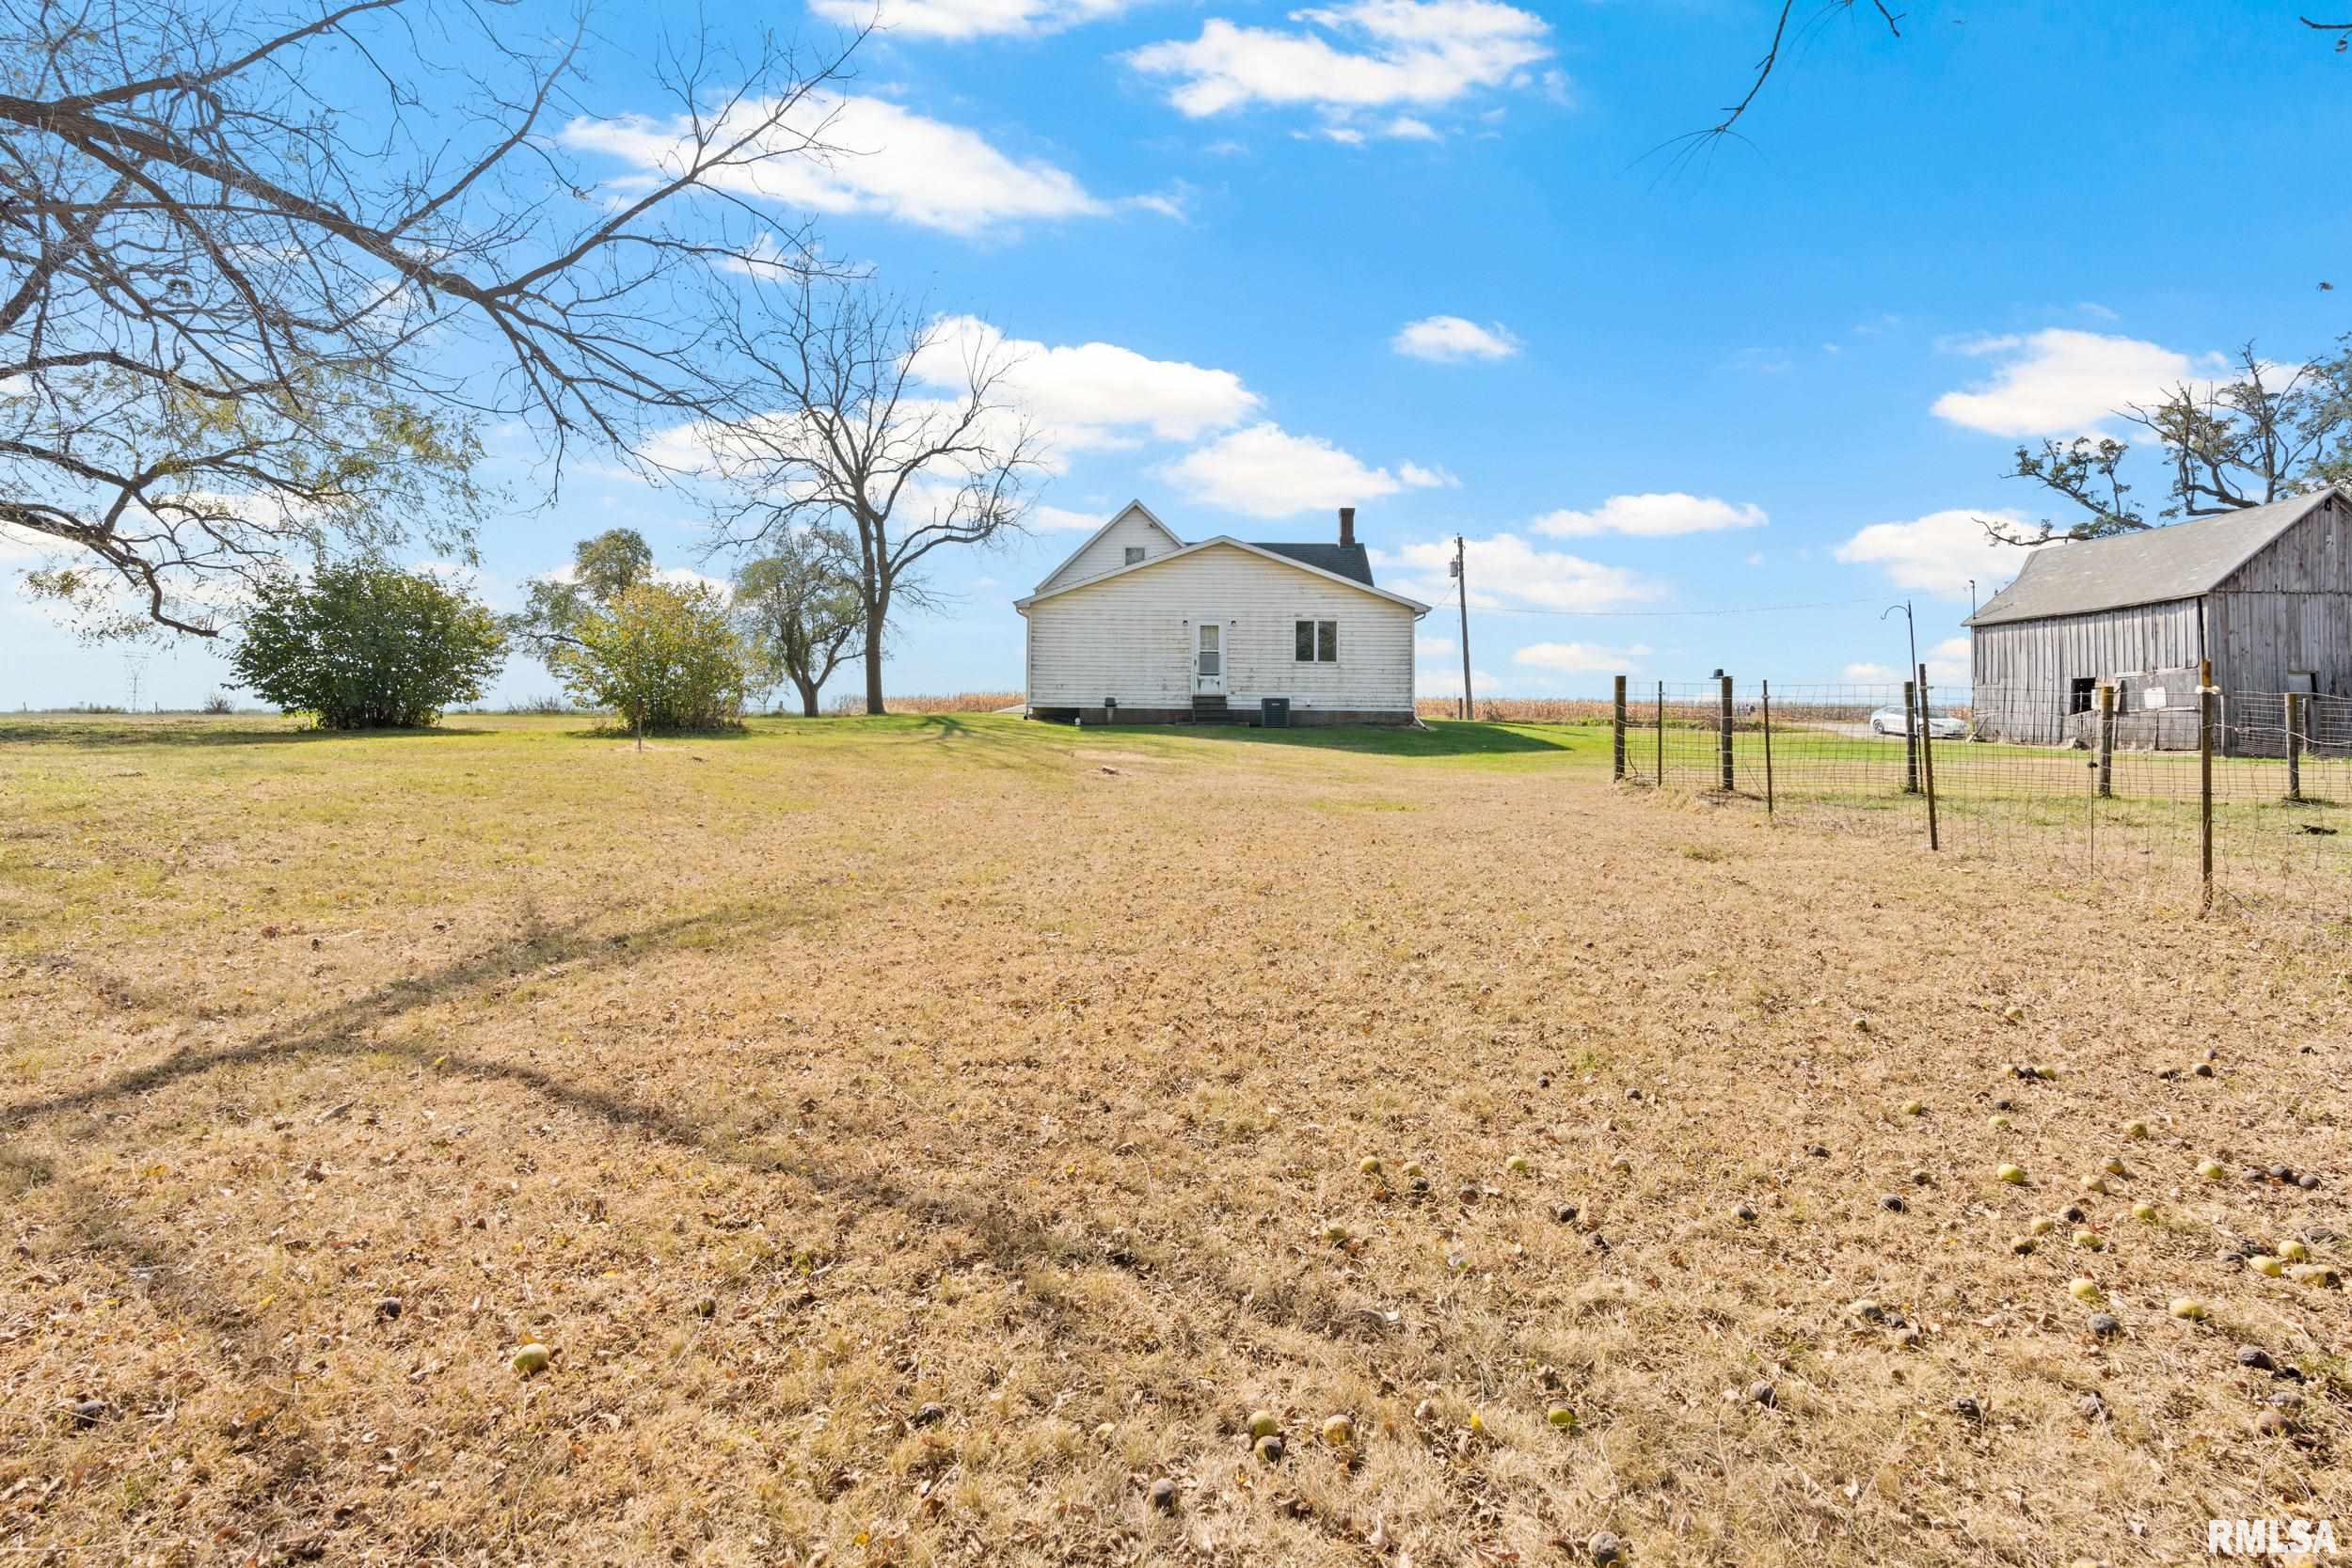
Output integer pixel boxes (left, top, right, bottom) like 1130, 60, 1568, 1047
2, 713, 2345, 1567
1414, 696, 1616, 724
823, 691, 1024, 715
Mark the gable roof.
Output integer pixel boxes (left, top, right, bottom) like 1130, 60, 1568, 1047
1033, 499, 1184, 592
1013, 536, 1431, 613
1250, 541, 1375, 586
1964, 489, 2340, 627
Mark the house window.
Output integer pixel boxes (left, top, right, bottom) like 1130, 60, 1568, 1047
1123, 546, 1146, 565
1295, 619, 1337, 662
2067, 677, 2097, 716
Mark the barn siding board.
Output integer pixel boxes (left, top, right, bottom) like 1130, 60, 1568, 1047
1025, 543, 1418, 718
1970, 598, 2204, 744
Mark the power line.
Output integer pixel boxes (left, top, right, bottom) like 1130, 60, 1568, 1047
1461, 594, 1894, 620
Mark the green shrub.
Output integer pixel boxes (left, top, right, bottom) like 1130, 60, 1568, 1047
553, 580, 751, 733
231, 562, 506, 728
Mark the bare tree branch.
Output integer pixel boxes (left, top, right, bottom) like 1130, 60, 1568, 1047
0, 0, 866, 637
701, 280, 1043, 715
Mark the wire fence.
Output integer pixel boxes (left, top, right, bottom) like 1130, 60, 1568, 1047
1610, 670, 2352, 925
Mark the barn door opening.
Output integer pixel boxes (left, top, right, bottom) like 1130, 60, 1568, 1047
1193, 621, 1225, 696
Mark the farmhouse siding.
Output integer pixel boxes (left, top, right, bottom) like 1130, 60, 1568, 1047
1035, 510, 1179, 594
1026, 543, 1416, 717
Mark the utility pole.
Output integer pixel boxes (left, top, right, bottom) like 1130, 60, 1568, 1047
1452, 534, 1472, 721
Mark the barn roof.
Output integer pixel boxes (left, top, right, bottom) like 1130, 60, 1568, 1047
1963, 490, 2339, 627
1249, 542, 1375, 586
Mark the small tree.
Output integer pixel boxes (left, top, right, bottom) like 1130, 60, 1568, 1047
737, 533, 863, 717
556, 581, 752, 742
230, 563, 506, 728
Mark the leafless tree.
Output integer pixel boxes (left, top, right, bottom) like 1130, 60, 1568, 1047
707, 281, 1043, 716
0, 0, 863, 637
1988, 343, 2352, 544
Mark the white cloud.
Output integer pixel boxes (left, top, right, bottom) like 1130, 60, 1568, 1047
1377, 532, 1656, 612
810, 0, 1130, 40
1160, 422, 1425, 517
1833, 507, 2051, 600
644, 319, 1262, 491
1930, 328, 2221, 437
914, 317, 1260, 451
1398, 461, 1459, 488
1420, 663, 1498, 693
1384, 115, 1442, 140
1514, 640, 1650, 673
1392, 314, 1520, 362
1531, 492, 1766, 539
0, 524, 56, 564
1415, 632, 1454, 657
1743, 551, 1765, 567
1126, 0, 1553, 122
1926, 637, 1970, 688
1843, 662, 1899, 682
560, 94, 1110, 238
1033, 504, 1113, 531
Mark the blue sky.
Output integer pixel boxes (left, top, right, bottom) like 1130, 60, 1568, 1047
10, 0, 2352, 710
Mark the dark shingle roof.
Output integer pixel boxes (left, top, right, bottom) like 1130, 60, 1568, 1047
1247, 542, 1375, 586
1964, 491, 2337, 627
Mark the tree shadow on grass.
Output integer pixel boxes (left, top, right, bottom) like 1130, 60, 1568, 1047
1181, 721, 1590, 759
3, 902, 1144, 1330
0, 719, 493, 749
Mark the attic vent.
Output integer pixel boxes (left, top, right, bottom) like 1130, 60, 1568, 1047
1123, 546, 1145, 564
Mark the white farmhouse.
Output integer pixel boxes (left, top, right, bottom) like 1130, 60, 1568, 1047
1014, 501, 1431, 725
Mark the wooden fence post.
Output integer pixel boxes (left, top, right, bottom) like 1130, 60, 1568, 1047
1656, 680, 1664, 786
2286, 691, 2303, 803
1612, 675, 1627, 782
1717, 673, 1735, 793
2199, 658, 2216, 913
1762, 680, 1775, 816
1917, 664, 1940, 851
1902, 680, 1919, 794
2096, 684, 2115, 800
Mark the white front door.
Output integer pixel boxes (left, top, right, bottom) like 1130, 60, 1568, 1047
1193, 621, 1225, 696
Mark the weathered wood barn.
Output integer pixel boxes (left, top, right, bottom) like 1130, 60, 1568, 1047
1965, 487, 2352, 749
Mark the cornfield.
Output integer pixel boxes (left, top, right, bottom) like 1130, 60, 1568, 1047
820, 691, 1025, 715
1414, 695, 1614, 724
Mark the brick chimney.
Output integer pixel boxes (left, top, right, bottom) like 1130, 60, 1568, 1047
1338, 506, 1357, 547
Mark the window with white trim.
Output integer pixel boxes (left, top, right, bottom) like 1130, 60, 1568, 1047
1295, 619, 1337, 662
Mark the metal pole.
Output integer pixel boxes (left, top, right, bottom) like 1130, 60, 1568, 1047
1454, 535, 1472, 722
1917, 664, 1940, 851
1656, 680, 1664, 786
1901, 678, 1919, 794
2199, 657, 2216, 912
1612, 674, 1627, 781
1717, 673, 1735, 792
2096, 684, 2115, 800
1762, 680, 1775, 816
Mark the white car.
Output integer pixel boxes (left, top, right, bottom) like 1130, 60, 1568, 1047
1868, 706, 1967, 739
